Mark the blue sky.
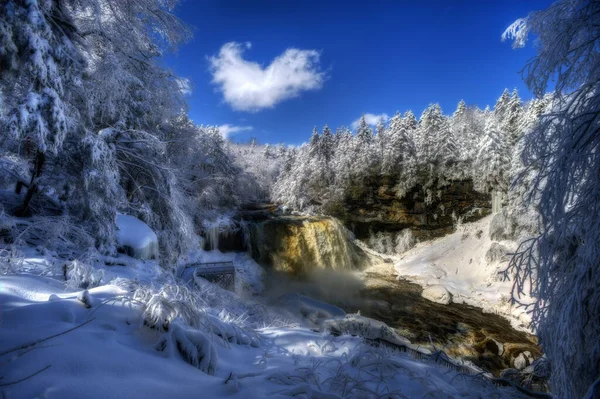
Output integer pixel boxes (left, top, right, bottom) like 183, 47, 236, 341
165, 0, 552, 145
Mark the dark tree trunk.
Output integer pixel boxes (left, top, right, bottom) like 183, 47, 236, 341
16, 150, 46, 217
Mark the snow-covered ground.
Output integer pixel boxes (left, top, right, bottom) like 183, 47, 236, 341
0, 246, 534, 398
382, 216, 533, 331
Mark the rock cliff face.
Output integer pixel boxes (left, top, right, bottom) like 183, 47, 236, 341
329, 179, 491, 241
201, 180, 491, 268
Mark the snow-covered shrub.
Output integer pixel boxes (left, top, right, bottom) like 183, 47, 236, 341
133, 283, 207, 331
193, 274, 273, 330
485, 242, 510, 264
365, 229, 415, 255
452, 211, 464, 231
489, 210, 516, 241
66, 260, 104, 289
367, 231, 393, 254
0, 246, 24, 275
205, 311, 259, 347
10, 216, 95, 256
155, 319, 218, 375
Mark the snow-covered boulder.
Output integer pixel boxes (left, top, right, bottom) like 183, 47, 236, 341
513, 352, 528, 370
322, 314, 416, 350
116, 214, 159, 260
421, 284, 452, 305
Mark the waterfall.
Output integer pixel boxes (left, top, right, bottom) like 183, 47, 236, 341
205, 225, 221, 251
491, 190, 504, 214
203, 216, 242, 251
246, 216, 370, 274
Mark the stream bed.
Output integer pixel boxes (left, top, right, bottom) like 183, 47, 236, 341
264, 266, 540, 376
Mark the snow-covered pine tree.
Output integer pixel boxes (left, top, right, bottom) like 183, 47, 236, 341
263, 144, 272, 159
382, 112, 416, 175
381, 112, 418, 197
321, 125, 335, 184
504, 89, 524, 147
403, 110, 418, 131
375, 119, 387, 162
332, 127, 354, 192
308, 126, 321, 159
417, 104, 442, 162
493, 88, 511, 125
355, 115, 374, 144
353, 116, 379, 178
417, 104, 457, 183
321, 125, 334, 167
474, 116, 509, 193
451, 100, 469, 161
381, 112, 402, 175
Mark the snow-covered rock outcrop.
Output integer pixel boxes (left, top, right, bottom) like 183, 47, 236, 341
116, 214, 159, 260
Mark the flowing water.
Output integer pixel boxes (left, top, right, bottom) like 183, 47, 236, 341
246, 216, 371, 274
251, 215, 540, 376
264, 265, 539, 376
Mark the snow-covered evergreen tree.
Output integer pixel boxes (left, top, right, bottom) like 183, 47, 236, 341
382, 113, 416, 173
504, 89, 524, 147
417, 103, 458, 183
474, 117, 509, 192
451, 100, 469, 161
493, 88, 511, 125
353, 116, 379, 178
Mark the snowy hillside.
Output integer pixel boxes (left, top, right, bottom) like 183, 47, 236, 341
389, 216, 533, 331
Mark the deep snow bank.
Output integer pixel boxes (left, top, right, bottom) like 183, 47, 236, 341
0, 273, 533, 399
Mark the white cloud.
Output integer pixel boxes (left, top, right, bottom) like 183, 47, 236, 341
351, 113, 390, 129
218, 124, 253, 138
209, 42, 326, 112
176, 77, 192, 96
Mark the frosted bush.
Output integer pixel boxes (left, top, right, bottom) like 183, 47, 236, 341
394, 228, 415, 254
367, 231, 393, 254
66, 260, 104, 289
205, 311, 259, 347
485, 242, 510, 264
193, 275, 273, 330
154, 319, 218, 375
424, 189, 433, 206
133, 283, 207, 331
11, 217, 95, 256
0, 246, 24, 275
452, 211, 464, 231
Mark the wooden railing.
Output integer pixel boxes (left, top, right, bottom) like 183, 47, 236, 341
181, 261, 235, 291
